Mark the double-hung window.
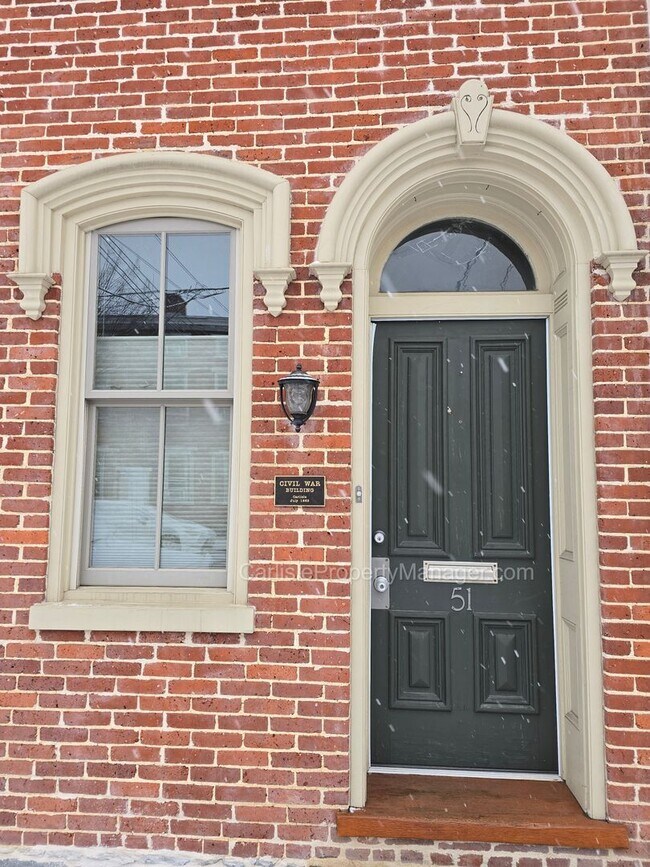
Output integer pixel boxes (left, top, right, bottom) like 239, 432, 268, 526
83, 219, 233, 588
18, 150, 293, 633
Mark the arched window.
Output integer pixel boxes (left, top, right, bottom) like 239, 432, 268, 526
11, 151, 293, 634
379, 218, 535, 294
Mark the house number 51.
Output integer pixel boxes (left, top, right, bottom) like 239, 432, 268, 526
451, 586, 472, 611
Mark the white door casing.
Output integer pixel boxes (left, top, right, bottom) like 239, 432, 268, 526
312, 81, 643, 818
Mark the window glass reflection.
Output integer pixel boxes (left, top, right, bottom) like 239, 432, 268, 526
90, 406, 160, 567
380, 219, 535, 293
95, 234, 161, 389
163, 233, 230, 390
160, 405, 230, 569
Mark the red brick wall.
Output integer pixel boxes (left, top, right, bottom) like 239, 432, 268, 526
0, 0, 648, 862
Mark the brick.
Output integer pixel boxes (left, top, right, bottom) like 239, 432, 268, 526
0, 2, 648, 863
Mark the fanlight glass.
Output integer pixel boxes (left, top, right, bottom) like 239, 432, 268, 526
379, 218, 535, 293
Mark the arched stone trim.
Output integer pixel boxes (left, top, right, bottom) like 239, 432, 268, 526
14, 152, 296, 634
10, 151, 295, 318
312, 87, 642, 307
318, 83, 644, 823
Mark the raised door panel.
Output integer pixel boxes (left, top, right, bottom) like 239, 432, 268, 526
475, 615, 538, 714
391, 342, 447, 556
472, 337, 534, 559
391, 613, 450, 710
553, 322, 576, 562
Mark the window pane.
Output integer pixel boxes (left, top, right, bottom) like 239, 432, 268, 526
90, 407, 160, 568
160, 404, 230, 569
95, 234, 161, 389
380, 219, 535, 293
163, 233, 230, 390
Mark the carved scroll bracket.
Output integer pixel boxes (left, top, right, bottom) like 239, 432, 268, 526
10, 272, 55, 320
595, 251, 645, 302
310, 262, 352, 312
254, 266, 296, 317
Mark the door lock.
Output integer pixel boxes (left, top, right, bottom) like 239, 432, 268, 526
373, 529, 386, 544
371, 557, 390, 610
373, 575, 389, 594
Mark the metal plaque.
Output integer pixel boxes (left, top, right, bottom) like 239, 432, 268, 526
422, 560, 499, 584
274, 475, 325, 507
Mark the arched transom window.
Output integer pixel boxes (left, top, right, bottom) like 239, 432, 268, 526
380, 218, 535, 294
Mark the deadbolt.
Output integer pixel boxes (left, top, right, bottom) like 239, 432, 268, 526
373, 529, 386, 544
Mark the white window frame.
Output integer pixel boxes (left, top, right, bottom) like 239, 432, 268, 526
12, 151, 295, 633
80, 219, 234, 589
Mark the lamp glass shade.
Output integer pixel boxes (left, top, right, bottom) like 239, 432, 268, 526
278, 364, 319, 430
284, 381, 314, 416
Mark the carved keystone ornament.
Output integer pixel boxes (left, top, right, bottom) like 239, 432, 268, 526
452, 78, 494, 151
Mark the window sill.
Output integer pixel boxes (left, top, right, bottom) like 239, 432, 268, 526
337, 774, 629, 849
29, 593, 255, 633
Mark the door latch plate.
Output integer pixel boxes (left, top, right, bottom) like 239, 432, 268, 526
371, 557, 390, 610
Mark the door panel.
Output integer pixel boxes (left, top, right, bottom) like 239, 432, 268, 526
371, 319, 557, 772
392, 342, 447, 556
474, 615, 538, 713
472, 337, 534, 557
391, 613, 450, 710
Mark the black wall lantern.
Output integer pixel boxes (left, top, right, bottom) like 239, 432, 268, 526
278, 363, 319, 431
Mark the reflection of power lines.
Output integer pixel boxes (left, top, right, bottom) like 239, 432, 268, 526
166, 243, 229, 318
499, 262, 515, 291
455, 238, 488, 292
97, 236, 229, 333
385, 218, 534, 293
103, 235, 223, 301
98, 237, 162, 328
403, 229, 489, 292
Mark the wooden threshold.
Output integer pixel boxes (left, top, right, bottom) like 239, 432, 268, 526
337, 774, 629, 849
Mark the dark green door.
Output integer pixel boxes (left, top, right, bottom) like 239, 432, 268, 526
371, 319, 557, 772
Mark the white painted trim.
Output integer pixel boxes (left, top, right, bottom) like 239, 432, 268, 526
313, 83, 643, 307
310, 262, 351, 312
370, 766, 562, 782
29, 599, 255, 634
545, 319, 565, 778
15, 152, 287, 633
9, 151, 294, 318
323, 82, 635, 820
7, 272, 54, 319
369, 293, 554, 319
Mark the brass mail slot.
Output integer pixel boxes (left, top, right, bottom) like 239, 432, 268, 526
422, 561, 499, 584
